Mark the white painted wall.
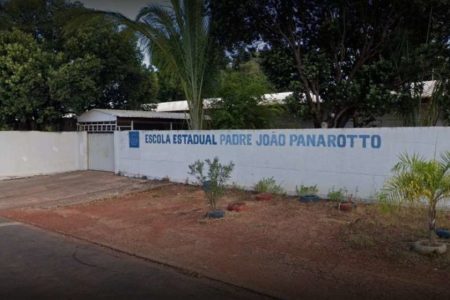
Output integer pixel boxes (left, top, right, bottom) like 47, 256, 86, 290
0, 131, 87, 179
115, 128, 450, 200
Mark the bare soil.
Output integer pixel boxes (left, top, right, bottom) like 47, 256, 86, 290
1, 183, 449, 299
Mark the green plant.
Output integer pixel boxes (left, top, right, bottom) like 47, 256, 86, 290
382, 152, 450, 244
188, 157, 234, 209
296, 184, 318, 197
254, 177, 285, 195
377, 192, 400, 214
327, 187, 347, 202
211, 60, 282, 129
230, 182, 246, 192
97, 0, 216, 129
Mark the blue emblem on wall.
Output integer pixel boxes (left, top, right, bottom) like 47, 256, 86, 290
129, 131, 140, 148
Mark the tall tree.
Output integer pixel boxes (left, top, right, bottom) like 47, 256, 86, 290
57, 16, 158, 113
387, 1, 450, 126
211, 60, 281, 129
0, 0, 83, 51
209, 0, 449, 128
0, 29, 58, 130
155, 70, 185, 102
0, 0, 160, 127
98, 0, 217, 129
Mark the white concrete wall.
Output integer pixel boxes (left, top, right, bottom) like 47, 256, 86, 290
0, 131, 87, 179
115, 128, 450, 200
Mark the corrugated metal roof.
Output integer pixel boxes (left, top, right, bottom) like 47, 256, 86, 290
154, 98, 218, 112
154, 92, 296, 112
82, 109, 190, 120
153, 82, 439, 113
154, 100, 190, 112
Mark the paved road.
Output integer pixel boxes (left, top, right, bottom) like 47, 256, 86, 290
0, 218, 263, 300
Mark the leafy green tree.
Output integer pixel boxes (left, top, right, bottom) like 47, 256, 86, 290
99, 0, 217, 129
0, 0, 83, 51
211, 60, 281, 129
48, 55, 101, 114
392, 41, 450, 126
0, 2, 159, 123
0, 29, 59, 130
209, 0, 449, 128
155, 70, 185, 102
59, 16, 159, 113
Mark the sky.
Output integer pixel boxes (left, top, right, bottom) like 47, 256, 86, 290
79, 0, 168, 66
79, 0, 167, 19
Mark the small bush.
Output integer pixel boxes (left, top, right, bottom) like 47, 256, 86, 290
188, 157, 234, 209
327, 187, 347, 202
254, 177, 285, 195
377, 192, 400, 214
296, 184, 319, 196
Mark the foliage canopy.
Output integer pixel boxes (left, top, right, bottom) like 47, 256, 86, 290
0, 0, 158, 130
209, 0, 450, 127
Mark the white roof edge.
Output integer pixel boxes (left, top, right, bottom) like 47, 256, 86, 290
153, 80, 441, 113
78, 108, 191, 121
77, 109, 117, 122
154, 92, 295, 112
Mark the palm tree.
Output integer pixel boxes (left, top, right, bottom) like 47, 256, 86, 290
101, 0, 214, 129
383, 152, 450, 244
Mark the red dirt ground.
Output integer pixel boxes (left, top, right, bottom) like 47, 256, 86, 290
1, 184, 449, 299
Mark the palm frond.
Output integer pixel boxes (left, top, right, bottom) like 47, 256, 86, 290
68, 0, 214, 129
383, 151, 450, 205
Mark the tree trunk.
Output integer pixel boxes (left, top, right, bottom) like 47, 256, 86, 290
333, 107, 354, 128
428, 203, 437, 244
335, 114, 352, 128
312, 117, 322, 128
187, 98, 203, 130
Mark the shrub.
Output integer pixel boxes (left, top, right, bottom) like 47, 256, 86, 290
377, 192, 400, 214
382, 152, 450, 244
254, 177, 285, 195
188, 157, 234, 210
327, 187, 347, 202
296, 184, 319, 196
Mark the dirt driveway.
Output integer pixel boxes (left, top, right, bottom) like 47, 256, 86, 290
0, 173, 266, 299
3, 183, 449, 300
0, 171, 160, 209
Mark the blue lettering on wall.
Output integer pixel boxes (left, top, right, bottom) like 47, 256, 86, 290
220, 134, 252, 145
145, 134, 171, 144
288, 133, 381, 149
145, 134, 218, 145
337, 135, 346, 148
141, 132, 382, 149
255, 134, 285, 146
371, 135, 382, 148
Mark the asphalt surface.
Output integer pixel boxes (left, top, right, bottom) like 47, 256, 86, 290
0, 218, 263, 300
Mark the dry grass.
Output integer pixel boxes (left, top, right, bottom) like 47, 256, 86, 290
341, 203, 450, 270
222, 187, 450, 270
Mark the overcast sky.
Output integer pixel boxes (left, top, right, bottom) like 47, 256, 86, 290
79, 0, 167, 19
